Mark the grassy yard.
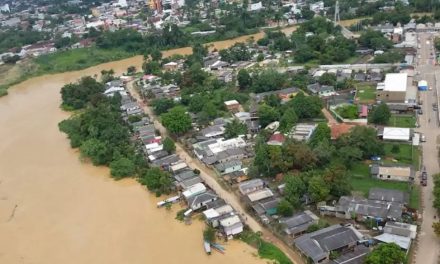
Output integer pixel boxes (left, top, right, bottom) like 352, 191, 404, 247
35, 47, 133, 74
239, 230, 292, 264
349, 163, 420, 209
383, 143, 420, 169
387, 115, 416, 128
355, 84, 376, 104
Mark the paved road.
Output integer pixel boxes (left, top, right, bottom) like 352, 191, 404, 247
414, 32, 440, 264
127, 81, 304, 264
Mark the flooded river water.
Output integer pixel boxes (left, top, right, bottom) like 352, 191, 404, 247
0, 30, 291, 263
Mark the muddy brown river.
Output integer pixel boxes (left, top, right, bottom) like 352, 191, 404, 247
0, 31, 294, 263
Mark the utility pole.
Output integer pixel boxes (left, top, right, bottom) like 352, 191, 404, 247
334, 0, 340, 23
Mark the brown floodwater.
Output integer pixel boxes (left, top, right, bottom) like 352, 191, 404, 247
0, 35, 277, 264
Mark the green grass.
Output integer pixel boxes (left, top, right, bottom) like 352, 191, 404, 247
258, 241, 292, 264
387, 115, 416, 128
383, 143, 420, 168
35, 47, 133, 74
356, 84, 376, 103
239, 230, 292, 264
349, 162, 420, 209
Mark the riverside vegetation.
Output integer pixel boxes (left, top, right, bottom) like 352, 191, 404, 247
57, 75, 292, 264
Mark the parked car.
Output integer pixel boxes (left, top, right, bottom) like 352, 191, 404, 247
421, 179, 427, 186
421, 134, 426, 142
421, 171, 428, 180
419, 109, 423, 115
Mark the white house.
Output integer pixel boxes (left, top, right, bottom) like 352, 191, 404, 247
382, 127, 411, 141
182, 183, 207, 199
220, 214, 244, 236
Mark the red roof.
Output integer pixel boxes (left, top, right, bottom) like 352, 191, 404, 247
331, 123, 355, 139
269, 133, 286, 143
359, 105, 368, 118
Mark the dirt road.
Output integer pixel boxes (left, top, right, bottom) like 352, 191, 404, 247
127, 81, 304, 264
413, 32, 440, 264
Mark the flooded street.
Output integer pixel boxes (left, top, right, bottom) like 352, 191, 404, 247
0, 42, 268, 263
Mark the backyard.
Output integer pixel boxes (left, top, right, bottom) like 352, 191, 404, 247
349, 162, 420, 209
387, 114, 416, 128
383, 143, 420, 169
355, 84, 376, 104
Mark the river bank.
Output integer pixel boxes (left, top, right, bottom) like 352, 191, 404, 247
0, 61, 267, 264
0, 25, 298, 97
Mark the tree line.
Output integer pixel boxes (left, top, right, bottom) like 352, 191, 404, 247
58, 75, 174, 195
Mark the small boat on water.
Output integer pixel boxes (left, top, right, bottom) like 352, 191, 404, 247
204, 240, 211, 255
211, 243, 225, 254
156, 195, 181, 208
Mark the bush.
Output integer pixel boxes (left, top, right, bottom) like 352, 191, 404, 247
110, 157, 136, 179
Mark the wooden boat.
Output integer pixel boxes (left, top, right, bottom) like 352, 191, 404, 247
204, 240, 211, 255
211, 243, 225, 254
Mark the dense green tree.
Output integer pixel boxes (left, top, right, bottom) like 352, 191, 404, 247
237, 69, 252, 90
365, 243, 406, 264
373, 51, 405, 63
308, 123, 331, 147
337, 126, 383, 159
127, 66, 137, 75
308, 175, 330, 202
138, 167, 173, 195
277, 199, 293, 217
339, 145, 363, 166
163, 137, 176, 153
110, 157, 136, 179
279, 108, 298, 133
80, 138, 111, 165
151, 98, 175, 115
283, 140, 317, 170
253, 136, 271, 176
313, 139, 336, 167
161, 106, 192, 135
142, 60, 161, 75
368, 102, 391, 125
289, 92, 323, 119
283, 174, 307, 209
258, 104, 279, 127
60, 76, 105, 110
268, 145, 288, 175
359, 30, 393, 50
224, 119, 247, 139
188, 94, 206, 113
322, 164, 351, 197
252, 69, 289, 93
318, 73, 337, 86
203, 225, 216, 243
150, 49, 163, 61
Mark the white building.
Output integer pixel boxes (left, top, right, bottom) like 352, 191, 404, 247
382, 127, 411, 141
220, 215, 244, 236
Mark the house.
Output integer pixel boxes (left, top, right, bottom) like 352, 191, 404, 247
288, 123, 318, 142
252, 197, 280, 216
329, 245, 370, 264
247, 188, 274, 203
203, 204, 234, 227
223, 170, 249, 184
267, 132, 286, 146
294, 224, 363, 264
380, 127, 411, 141
335, 196, 403, 222
215, 160, 242, 175
187, 191, 218, 210
178, 177, 203, 190
163, 61, 179, 71
384, 221, 417, 239
279, 210, 319, 237
224, 100, 241, 112
376, 73, 408, 103
174, 170, 197, 182
199, 125, 225, 138
238, 179, 265, 195
182, 182, 207, 199
215, 147, 247, 164
358, 105, 368, 118
354, 72, 367, 82
219, 214, 244, 237
170, 161, 188, 174
374, 233, 411, 252
370, 165, 414, 182
368, 187, 409, 204
307, 83, 336, 97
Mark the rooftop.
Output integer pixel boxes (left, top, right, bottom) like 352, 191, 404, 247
384, 73, 407, 92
